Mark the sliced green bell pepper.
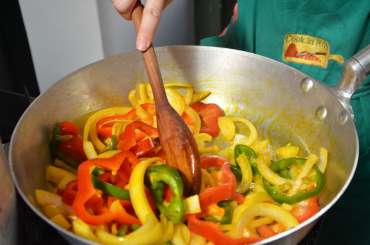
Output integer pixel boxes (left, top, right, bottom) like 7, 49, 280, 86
91, 168, 130, 200
234, 144, 257, 159
234, 144, 258, 173
263, 166, 325, 204
230, 164, 242, 182
117, 226, 126, 237
147, 164, 185, 224
219, 200, 233, 224
232, 144, 258, 193
270, 157, 305, 179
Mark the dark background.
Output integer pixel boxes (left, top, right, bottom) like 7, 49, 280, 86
0, 0, 39, 142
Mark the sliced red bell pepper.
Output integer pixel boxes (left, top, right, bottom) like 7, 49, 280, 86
163, 185, 173, 203
97, 126, 114, 139
291, 196, 320, 223
96, 103, 155, 139
61, 180, 78, 205
199, 156, 237, 210
141, 103, 155, 115
59, 121, 80, 136
256, 225, 276, 238
187, 214, 261, 245
144, 187, 157, 213
182, 112, 193, 126
58, 135, 86, 163
72, 151, 140, 225
191, 102, 224, 137
85, 195, 106, 214
96, 108, 136, 139
97, 108, 137, 130
131, 137, 155, 157
231, 192, 245, 204
117, 121, 158, 151
116, 160, 132, 187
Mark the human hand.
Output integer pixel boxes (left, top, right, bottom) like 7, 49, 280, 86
112, 0, 172, 51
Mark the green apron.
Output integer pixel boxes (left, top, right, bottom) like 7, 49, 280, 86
201, 0, 370, 243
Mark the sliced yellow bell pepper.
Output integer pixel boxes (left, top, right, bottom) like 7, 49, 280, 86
288, 154, 318, 196
84, 141, 98, 159
251, 140, 270, 155
83, 107, 131, 156
276, 143, 300, 159
233, 203, 298, 237
96, 215, 162, 245
232, 192, 272, 227
160, 215, 175, 244
97, 150, 121, 159
145, 83, 188, 115
236, 154, 253, 193
128, 90, 150, 121
129, 158, 161, 223
46, 165, 76, 186
256, 156, 290, 186
35, 189, 63, 206
230, 117, 258, 146
250, 217, 274, 228
189, 233, 207, 245
172, 223, 191, 245
200, 169, 217, 192
184, 106, 201, 134
218, 117, 236, 141
318, 147, 328, 173
136, 83, 150, 104
72, 218, 99, 242
166, 88, 186, 115
51, 214, 71, 229
191, 91, 211, 104
184, 88, 194, 105
58, 175, 77, 189
42, 205, 69, 218
184, 195, 201, 215
194, 133, 219, 153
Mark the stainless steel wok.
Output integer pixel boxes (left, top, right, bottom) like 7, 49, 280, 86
9, 45, 370, 244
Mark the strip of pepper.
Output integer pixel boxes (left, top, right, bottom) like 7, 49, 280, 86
187, 156, 260, 245
147, 164, 185, 224
263, 166, 325, 204
72, 151, 140, 225
91, 168, 130, 200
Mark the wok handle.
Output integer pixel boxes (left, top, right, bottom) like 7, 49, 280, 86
334, 44, 370, 114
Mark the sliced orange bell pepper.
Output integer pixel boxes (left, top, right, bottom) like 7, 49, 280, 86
72, 151, 140, 225
187, 214, 261, 245
191, 102, 224, 137
117, 121, 158, 151
199, 156, 237, 211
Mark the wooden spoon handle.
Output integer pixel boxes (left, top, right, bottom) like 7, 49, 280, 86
131, 4, 169, 107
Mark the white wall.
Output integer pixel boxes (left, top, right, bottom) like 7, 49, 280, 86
97, 0, 194, 57
18, 0, 105, 92
19, 0, 194, 92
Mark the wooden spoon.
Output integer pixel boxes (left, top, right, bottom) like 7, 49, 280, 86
129, 4, 201, 194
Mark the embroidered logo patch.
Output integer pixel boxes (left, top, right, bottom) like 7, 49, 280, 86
283, 34, 344, 68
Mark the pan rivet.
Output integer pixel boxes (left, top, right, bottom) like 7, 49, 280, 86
338, 110, 349, 125
301, 78, 314, 93
315, 106, 327, 120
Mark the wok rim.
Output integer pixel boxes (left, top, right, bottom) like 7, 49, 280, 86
9, 45, 359, 244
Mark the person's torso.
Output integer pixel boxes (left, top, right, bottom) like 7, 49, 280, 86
201, 0, 370, 155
